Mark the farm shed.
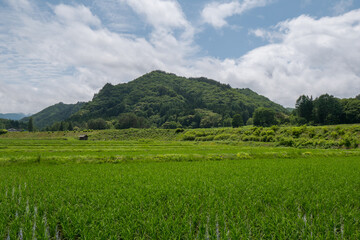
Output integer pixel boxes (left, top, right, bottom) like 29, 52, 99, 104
79, 134, 88, 140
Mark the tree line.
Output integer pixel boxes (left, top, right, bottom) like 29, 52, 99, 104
293, 94, 360, 125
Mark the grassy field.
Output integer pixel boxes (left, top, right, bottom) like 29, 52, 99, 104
1, 127, 360, 238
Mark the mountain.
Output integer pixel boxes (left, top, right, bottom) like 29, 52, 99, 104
0, 113, 28, 120
22, 102, 85, 129
69, 70, 286, 128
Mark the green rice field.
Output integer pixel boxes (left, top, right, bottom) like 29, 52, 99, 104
1, 131, 360, 239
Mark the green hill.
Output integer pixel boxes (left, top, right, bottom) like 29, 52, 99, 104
22, 102, 85, 129
70, 70, 286, 128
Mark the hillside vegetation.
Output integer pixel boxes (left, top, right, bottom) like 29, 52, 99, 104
68, 70, 286, 128
21, 102, 85, 129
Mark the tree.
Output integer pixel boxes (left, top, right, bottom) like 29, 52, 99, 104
253, 107, 276, 127
59, 121, 65, 131
28, 117, 34, 132
313, 94, 342, 125
341, 98, 360, 124
116, 113, 149, 129
232, 114, 243, 128
199, 113, 222, 128
68, 122, 74, 131
161, 121, 181, 129
295, 95, 313, 122
88, 118, 108, 130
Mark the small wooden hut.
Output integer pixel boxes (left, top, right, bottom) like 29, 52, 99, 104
79, 134, 88, 140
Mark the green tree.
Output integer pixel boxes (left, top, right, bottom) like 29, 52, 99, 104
295, 95, 313, 122
232, 114, 243, 128
88, 118, 108, 130
341, 98, 360, 124
161, 121, 181, 129
313, 94, 343, 125
28, 117, 34, 132
59, 121, 65, 131
68, 122, 74, 131
253, 107, 276, 127
116, 113, 149, 129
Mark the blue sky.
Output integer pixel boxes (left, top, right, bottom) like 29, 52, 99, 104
1, 0, 360, 113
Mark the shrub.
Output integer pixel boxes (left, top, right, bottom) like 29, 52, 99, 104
341, 135, 352, 148
183, 133, 195, 141
253, 128, 261, 136
308, 129, 316, 138
278, 137, 294, 147
292, 127, 304, 138
270, 125, 279, 132
0, 129, 7, 135
214, 134, 231, 141
175, 128, 184, 133
330, 131, 338, 139
352, 139, 359, 148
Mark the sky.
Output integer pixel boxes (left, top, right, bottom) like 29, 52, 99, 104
1, 0, 360, 114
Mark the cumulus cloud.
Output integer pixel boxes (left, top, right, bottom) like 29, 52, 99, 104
201, 0, 273, 28
0, 0, 195, 113
1, 0, 360, 113
195, 10, 360, 106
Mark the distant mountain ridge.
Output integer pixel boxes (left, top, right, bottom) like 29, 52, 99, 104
22, 102, 85, 129
0, 113, 29, 120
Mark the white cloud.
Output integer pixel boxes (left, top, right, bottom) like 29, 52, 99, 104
122, 0, 189, 30
1, 0, 360, 114
54, 4, 101, 27
0, 0, 195, 113
194, 10, 360, 106
201, 0, 273, 28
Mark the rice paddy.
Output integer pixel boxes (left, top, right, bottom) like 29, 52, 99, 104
1, 130, 360, 239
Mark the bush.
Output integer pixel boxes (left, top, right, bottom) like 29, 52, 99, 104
0, 129, 7, 135
330, 131, 338, 139
182, 132, 195, 141
308, 129, 316, 138
292, 127, 303, 138
175, 128, 184, 133
341, 137, 352, 148
278, 137, 294, 147
270, 125, 279, 132
214, 134, 231, 141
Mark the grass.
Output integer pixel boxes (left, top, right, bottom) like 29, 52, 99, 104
1, 157, 360, 238
0, 127, 360, 238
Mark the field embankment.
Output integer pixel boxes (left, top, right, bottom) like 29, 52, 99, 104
2, 124, 359, 149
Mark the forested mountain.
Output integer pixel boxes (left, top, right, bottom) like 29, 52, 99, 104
0, 113, 28, 120
69, 70, 286, 128
22, 102, 85, 129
